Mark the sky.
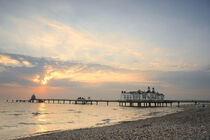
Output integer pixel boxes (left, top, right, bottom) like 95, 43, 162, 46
0, 0, 210, 100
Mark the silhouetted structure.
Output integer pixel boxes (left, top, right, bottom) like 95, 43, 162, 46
10, 90, 210, 108
31, 94, 36, 100
121, 87, 165, 101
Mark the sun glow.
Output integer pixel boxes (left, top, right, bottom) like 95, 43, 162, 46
31, 66, 147, 87
32, 75, 49, 86
41, 80, 47, 85
33, 75, 40, 83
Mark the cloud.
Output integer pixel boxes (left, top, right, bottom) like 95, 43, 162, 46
0, 53, 209, 99
0, 54, 21, 67
204, 65, 210, 72
0, 66, 5, 72
157, 71, 210, 89
0, 16, 161, 70
31, 62, 142, 86
1, 15, 204, 71
0, 53, 146, 87
149, 57, 198, 71
0, 53, 209, 89
0, 54, 33, 67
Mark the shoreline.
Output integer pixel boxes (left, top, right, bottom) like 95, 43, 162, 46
17, 105, 210, 140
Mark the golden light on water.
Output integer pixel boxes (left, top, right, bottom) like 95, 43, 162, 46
36, 103, 47, 133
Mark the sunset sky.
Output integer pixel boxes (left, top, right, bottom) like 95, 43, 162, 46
0, 0, 210, 100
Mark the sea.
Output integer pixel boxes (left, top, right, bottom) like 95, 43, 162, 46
0, 100, 181, 140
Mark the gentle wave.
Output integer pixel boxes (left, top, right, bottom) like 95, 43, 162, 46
0, 101, 181, 140
19, 122, 52, 125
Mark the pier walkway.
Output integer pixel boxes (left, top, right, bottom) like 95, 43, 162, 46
7, 99, 210, 107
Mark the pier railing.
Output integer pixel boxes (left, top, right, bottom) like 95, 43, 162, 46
7, 99, 210, 108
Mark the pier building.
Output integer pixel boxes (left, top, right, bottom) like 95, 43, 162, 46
121, 87, 164, 101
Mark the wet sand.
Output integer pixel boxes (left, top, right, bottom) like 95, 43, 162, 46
17, 105, 210, 140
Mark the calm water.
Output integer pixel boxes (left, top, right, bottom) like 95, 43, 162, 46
0, 100, 181, 140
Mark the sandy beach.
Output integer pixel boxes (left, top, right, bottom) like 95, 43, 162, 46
17, 105, 210, 140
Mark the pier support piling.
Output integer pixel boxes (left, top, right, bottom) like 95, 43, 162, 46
129, 102, 133, 107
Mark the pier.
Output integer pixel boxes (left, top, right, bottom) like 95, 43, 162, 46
7, 99, 210, 107
8, 87, 210, 108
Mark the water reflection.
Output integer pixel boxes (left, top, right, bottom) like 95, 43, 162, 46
0, 100, 182, 140
36, 103, 47, 133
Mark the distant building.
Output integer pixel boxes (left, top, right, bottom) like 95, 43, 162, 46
31, 94, 36, 100
120, 87, 165, 101
77, 97, 86, 101
29, 94, 44, 103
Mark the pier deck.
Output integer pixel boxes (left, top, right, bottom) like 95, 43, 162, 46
7, 99, 210, 107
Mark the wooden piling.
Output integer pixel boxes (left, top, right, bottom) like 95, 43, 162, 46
195, 101, 197, 105
178, 101, 180, 107
129, 102, 133, 107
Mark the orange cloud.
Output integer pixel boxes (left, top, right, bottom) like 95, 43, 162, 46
32, 75, 41, 83
0, 55, 21, 67
0, 54, 34, 67
31, 65, 147, 86
22, 60, 33, 67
